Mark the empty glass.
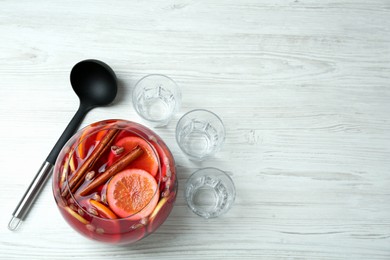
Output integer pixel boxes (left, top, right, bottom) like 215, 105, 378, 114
132, 74, 181, 127
185, 167, 235, 218
176, 109, 225, 161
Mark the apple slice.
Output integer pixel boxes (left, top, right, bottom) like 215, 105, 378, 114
69, 152, 77, 172
147, 191, 176, 233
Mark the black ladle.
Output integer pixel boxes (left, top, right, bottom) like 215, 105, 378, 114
9, 59, 117, 231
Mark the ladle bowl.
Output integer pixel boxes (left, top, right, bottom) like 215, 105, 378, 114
71, 60, 117, 108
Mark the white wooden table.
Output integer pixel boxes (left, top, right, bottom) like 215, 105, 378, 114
1, 1, 389, 259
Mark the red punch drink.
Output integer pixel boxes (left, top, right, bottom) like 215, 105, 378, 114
52, 119, 177, 244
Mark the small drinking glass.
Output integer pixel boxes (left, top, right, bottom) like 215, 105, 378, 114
185, 167, 235, 218
132, 74, 181, 127
176, 109, 225, 161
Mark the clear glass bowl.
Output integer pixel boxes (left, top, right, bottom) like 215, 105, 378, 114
52, 119, 177, 244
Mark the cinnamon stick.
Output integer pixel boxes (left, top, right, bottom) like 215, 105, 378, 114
61, 128, 120, 197
79, 145, 144, 196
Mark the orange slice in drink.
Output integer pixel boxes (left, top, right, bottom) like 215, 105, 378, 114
108, 136, 158, 177
107, 169, 159, 220
77, 127, 108, 159
95, 129, 108, 143
89, 199, 117, 219
64, 206, 89, 224
76, 126, 94, 159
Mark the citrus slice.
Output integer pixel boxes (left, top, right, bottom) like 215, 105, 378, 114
77, 127, 108, 160
89, 199, 117, 219
108, 136, 158, 177
95, 129, 108, 143
107, 169, 159, 220
77, 126, 94, 159
147, 191, 176, 233
64, 206, 89, 224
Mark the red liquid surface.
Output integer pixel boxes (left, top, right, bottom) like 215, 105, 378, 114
53, 120, 177, 244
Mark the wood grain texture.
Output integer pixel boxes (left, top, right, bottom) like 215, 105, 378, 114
0, 0, 389, 259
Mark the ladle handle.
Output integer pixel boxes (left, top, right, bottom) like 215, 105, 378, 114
46, 104, 90, 164
9, 104, 90, 231
9, 161, 53, 231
